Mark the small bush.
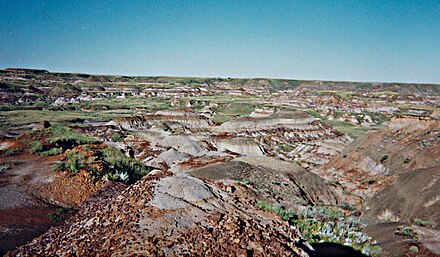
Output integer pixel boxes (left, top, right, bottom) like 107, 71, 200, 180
29, 141, 44, 154
102, 147, 150, 184
53, 145, 151, 184
380, 154, 389, 163
414, 218, 429, 227
48, 213, 60, 222
409, 245, 419, 253
340, 202, 356, 211
306, 109, 326, 120
40, 147, 64, 156
2, 147, 24, 156
237, 179, 250, 185
111, 132, 124, 142
279, 144, 294, 153
48, 125, 100, 146
55, 150, 92, 173
395, 226, 420, 240
326, 180, 338, 186
29, 125, 100, 155
403, 158, 411, 164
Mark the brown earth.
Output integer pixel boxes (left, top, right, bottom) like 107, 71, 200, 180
0, 143, 117, 254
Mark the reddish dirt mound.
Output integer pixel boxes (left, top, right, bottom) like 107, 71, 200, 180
6, 171, 313, 256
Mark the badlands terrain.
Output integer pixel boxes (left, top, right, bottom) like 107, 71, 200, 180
0, 68, 439, 256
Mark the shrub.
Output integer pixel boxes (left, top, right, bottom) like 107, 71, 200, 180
48, 125, 100, 146
2, 147, 24, 156
326, 180, 338, 186
53, 145, 151, 184
29, 125, 100, 155
101, 147, 150, 184
414, 218, 429, 227
29, 141, 44, 154
403, 158, 411, 164
256, 201, 298, 221
380, 154, 389, 163
306, 109, 326, 120
48, 213, 60, 222
395, 226, 420, 240
40, 147, 64, 156
111, 132, 124, 142
409, 245, 419, 253
280, 144, 294, 153
257, 203, 382, 256
55, 150, 93, 173
237, 179, 250, 185
340, 202, 356, 211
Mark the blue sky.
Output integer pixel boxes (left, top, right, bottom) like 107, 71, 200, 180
0, 0, 439, 83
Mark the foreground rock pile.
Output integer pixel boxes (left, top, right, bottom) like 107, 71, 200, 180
7, 171, 313, 256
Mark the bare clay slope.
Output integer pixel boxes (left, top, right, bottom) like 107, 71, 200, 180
189, 157, 338, 208
364, 166, 439, 226
317, 116, 439, 206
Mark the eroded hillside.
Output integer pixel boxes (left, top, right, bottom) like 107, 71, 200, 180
1, 69, 439, 256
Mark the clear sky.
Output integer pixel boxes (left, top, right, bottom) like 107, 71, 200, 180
1, 0, 439, 83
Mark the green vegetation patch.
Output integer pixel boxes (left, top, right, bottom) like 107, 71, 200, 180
323, 120, 372, 139
395, 226, 420, 240
101, 147, 150, 183
217, 102, 256, 116
27, 125, 100, 156
1, 147, 24, 157
257, 202, 382, 256
54, 145, 151, 184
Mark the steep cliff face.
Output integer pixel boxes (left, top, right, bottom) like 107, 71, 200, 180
7, 171, 313, 256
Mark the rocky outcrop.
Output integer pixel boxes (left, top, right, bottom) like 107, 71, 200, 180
6, 171, 313, 256
109, 114, 211, 131
215, 138, 265, 156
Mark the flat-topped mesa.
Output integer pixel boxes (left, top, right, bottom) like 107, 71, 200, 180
3, 68, 50, 74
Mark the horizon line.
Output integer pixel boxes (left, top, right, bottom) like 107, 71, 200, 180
2, 66, 439, 86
